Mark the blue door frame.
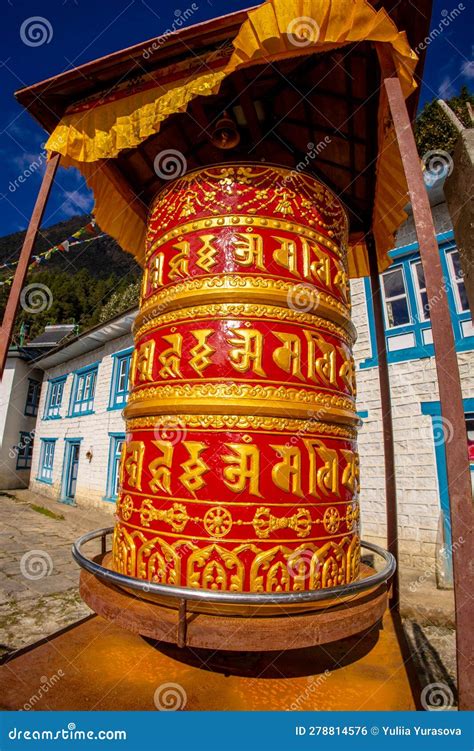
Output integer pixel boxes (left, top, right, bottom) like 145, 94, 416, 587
61, 438, 82, 505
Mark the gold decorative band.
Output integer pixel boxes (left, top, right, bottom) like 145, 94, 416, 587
124, 382, 357, 424
137, 275, 351, 331
133, 301, 357, 345
146, 214, 346, 264
117, 495, 360, 539
125, 413, 358, 438
112, 522, 360, 593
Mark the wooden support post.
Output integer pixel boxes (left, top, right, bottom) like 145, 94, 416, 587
0, 152, 60, 376
385, 76, 473, 711
367, 234, 399, 611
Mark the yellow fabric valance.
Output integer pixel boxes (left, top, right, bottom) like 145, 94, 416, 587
46, 0, 419, 277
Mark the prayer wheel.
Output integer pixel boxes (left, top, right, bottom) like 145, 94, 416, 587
112, 164, 361, 595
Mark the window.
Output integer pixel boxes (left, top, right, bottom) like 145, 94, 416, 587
105, 434, 125, 501
109, 349, 132, 410
24, 379, 40, 416
361, 232, 473, 369
69, 364, 98, 416
44, 376, 67, 419
411, 261, 429, 321
381, 266, 410, 327
467, 414, 474, 464
446, 249, 469, 313
16, 431, 34, 470
38, 439, 56, 483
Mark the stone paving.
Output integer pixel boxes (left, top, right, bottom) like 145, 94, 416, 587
0, 488, 113, 654
0, 488, 457, 707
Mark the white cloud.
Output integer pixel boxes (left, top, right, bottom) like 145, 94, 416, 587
460, 60, 474, 79
438, 75, 456, 99
60, 189, 94, 217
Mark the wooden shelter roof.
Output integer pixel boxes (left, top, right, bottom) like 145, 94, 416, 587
14, 0, 433, 270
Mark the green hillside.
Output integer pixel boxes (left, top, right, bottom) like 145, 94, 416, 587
0, 214, 140, 344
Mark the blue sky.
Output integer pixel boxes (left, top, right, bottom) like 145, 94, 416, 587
0, 0, 472, 239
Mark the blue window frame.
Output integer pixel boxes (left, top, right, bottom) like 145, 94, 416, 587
37, 438, 57, 484
44, 376, 67, 419
15, 431, 34, 470
108, 348, 133, 410
420, 398, 474, 586
68, 363, 98, 416
361, 231, 473, 368
104, 433, 125, 501
24, 378, 40, 416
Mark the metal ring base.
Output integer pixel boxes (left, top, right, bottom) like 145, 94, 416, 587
73, 529, 394, 649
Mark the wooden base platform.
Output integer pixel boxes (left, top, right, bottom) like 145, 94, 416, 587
0, 612, 418, 711
79, 565, 388, 651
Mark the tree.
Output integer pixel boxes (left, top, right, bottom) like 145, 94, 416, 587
98, 280, 140, 323
414, 86, 473, 157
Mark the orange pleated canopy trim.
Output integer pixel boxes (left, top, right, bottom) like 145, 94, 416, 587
46, 0, 418, 276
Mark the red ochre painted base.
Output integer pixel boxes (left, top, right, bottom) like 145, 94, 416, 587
0, 612, 417, 711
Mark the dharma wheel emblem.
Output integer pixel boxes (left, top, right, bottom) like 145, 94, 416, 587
119, 494, 134, 521
323, 506, 340, 534
203, 507, 233, 537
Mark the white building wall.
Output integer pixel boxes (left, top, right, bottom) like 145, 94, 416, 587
351, 277, 473, 571
0, 356, 42, 489
29, 333, 132, 510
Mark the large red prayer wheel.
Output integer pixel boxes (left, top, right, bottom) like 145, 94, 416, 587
112, 164, 361, 594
